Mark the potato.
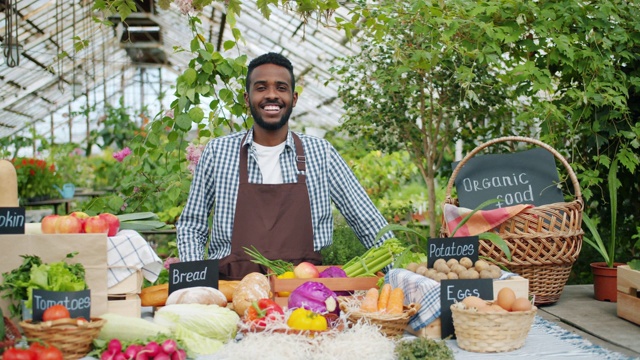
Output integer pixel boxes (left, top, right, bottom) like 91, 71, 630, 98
433, 259, 447, 269
480, 269, 498, 279
416, 265, 429, 276
447, 272, 459, 280
446, 258, 459, 268
406, 262, 420, 273
451, 264, 467, 275
425, 269, 438, 279
474, 259, 490, 272
459, 257, 473, 269
434, 272, 449, 282
434, 262, 450, 274
460, 269, 480, 279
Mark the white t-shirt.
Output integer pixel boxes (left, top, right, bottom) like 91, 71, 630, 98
253, 141, 286, 184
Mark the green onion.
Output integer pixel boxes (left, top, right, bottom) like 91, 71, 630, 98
342, 246, 394, 277
243, 246, 295, 275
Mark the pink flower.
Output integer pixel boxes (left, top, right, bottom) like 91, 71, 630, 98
174, 0, 196, 15
113, 147, 132, 162
69, 147, 84, 156
164, 109, 174, 119
164, 257, 180, 270
186, 143, 205, 174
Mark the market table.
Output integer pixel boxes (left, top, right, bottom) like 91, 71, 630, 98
23, 197, 74, 215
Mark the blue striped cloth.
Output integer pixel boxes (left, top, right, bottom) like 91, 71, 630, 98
385, 269, 441, 331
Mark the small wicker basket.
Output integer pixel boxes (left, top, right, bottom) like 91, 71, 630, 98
339, 301, 419, 337
451, 303, 537, 353
441, 136, 584, 305
19, 317, 105, 360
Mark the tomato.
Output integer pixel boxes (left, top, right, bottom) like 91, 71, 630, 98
3, 347, 37, 360
29, 343, 64, 360
42, 304, 70, 321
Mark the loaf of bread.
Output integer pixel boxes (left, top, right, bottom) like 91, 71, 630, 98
140, 283, 169, 307
165, 286, 228, 307
232, 272, 271, 316
218, 280, 240, 302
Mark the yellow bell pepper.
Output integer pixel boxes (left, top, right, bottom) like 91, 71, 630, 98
277, 271, 296, 297
287, 308, 328, 331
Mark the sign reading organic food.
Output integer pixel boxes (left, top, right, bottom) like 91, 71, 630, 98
452, 148, 564, 210
169, 259, 219, 294
0, 207, 25, 234
31, 289, 91, 321
427, 236, 479, 268
440, 279, 493, 339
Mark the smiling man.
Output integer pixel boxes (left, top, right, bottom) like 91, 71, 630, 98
176, 52, 393, 280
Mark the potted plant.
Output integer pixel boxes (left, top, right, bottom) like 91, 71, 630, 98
582, 158, 624, 302
11, 157, 61, 203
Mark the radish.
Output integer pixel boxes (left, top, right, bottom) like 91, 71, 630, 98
143, 341, 161, 357
171, 349, 187, 360
108, 339, 123, 354
161, 339, 177, 355
101, 350, 116, 360
114, 353, 127, 360
124, 345, 143, 360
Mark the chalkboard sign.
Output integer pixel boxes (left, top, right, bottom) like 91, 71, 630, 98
427, 236, 479, 268
452, 148, 564, 210
440, 279, 493, 339
0, 207, 25, 234
31, 289, 91, 321
169, 259, 219, 294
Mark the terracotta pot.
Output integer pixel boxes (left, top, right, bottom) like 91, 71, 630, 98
590, 262, 624, 302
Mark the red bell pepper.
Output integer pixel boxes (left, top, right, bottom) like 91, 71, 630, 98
246, 298, 285, 326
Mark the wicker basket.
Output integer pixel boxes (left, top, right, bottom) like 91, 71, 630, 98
441, 136, 584, 305
19, 317, 105, 360
339, 301, 420, 337
451, 303, 537, 352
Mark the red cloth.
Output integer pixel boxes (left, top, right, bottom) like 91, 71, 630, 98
443, 203, 533, 236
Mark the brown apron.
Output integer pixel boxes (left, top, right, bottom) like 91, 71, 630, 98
218, 133, 322, 280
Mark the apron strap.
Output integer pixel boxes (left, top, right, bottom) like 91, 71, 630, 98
239, 132, 307, 184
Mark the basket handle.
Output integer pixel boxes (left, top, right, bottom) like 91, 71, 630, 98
444, 136, 582, 203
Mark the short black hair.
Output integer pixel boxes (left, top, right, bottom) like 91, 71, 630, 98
246, 52, 295, 93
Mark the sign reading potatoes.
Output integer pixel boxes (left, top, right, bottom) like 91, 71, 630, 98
452, 148, 564, 210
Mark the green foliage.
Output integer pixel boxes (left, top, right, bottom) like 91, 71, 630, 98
321, 220, 367, 266
582, 158, 621, 268
11, 157, 61, 201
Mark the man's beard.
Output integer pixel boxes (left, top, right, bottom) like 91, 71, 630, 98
250, 102, 293, 131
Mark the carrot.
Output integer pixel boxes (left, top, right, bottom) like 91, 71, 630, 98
386, 287, 404, 314
359, 288, 380, 312
377, 284, 392, 312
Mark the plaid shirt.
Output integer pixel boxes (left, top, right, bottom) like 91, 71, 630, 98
177, 128, 393, 262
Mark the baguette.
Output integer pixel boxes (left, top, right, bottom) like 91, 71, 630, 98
0, 160, 19, 207
140, 283, 169, 307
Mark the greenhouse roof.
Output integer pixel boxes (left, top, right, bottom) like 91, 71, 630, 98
0, 0, 357, 141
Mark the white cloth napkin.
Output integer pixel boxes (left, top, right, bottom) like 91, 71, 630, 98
107, 229, 163, 288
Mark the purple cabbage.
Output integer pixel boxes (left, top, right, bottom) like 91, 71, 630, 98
319, 266, 350, 296
288, 281, 340, 315
319, 266, 347, 278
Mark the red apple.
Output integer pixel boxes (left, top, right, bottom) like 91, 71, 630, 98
41, 215, 59, 234
55, 215, 83, 234
84, 216, 109, 234
70, 211, 90, 233
293, 262, 320, 279
99, 213, 120, 236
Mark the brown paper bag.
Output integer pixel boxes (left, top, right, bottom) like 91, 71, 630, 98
0, 234, 108, 322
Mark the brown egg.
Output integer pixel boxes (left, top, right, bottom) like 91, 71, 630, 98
481, 304, 508, 313
511, 297, 533, 312
495, 287, 516, 311
462, 296, 489, 310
